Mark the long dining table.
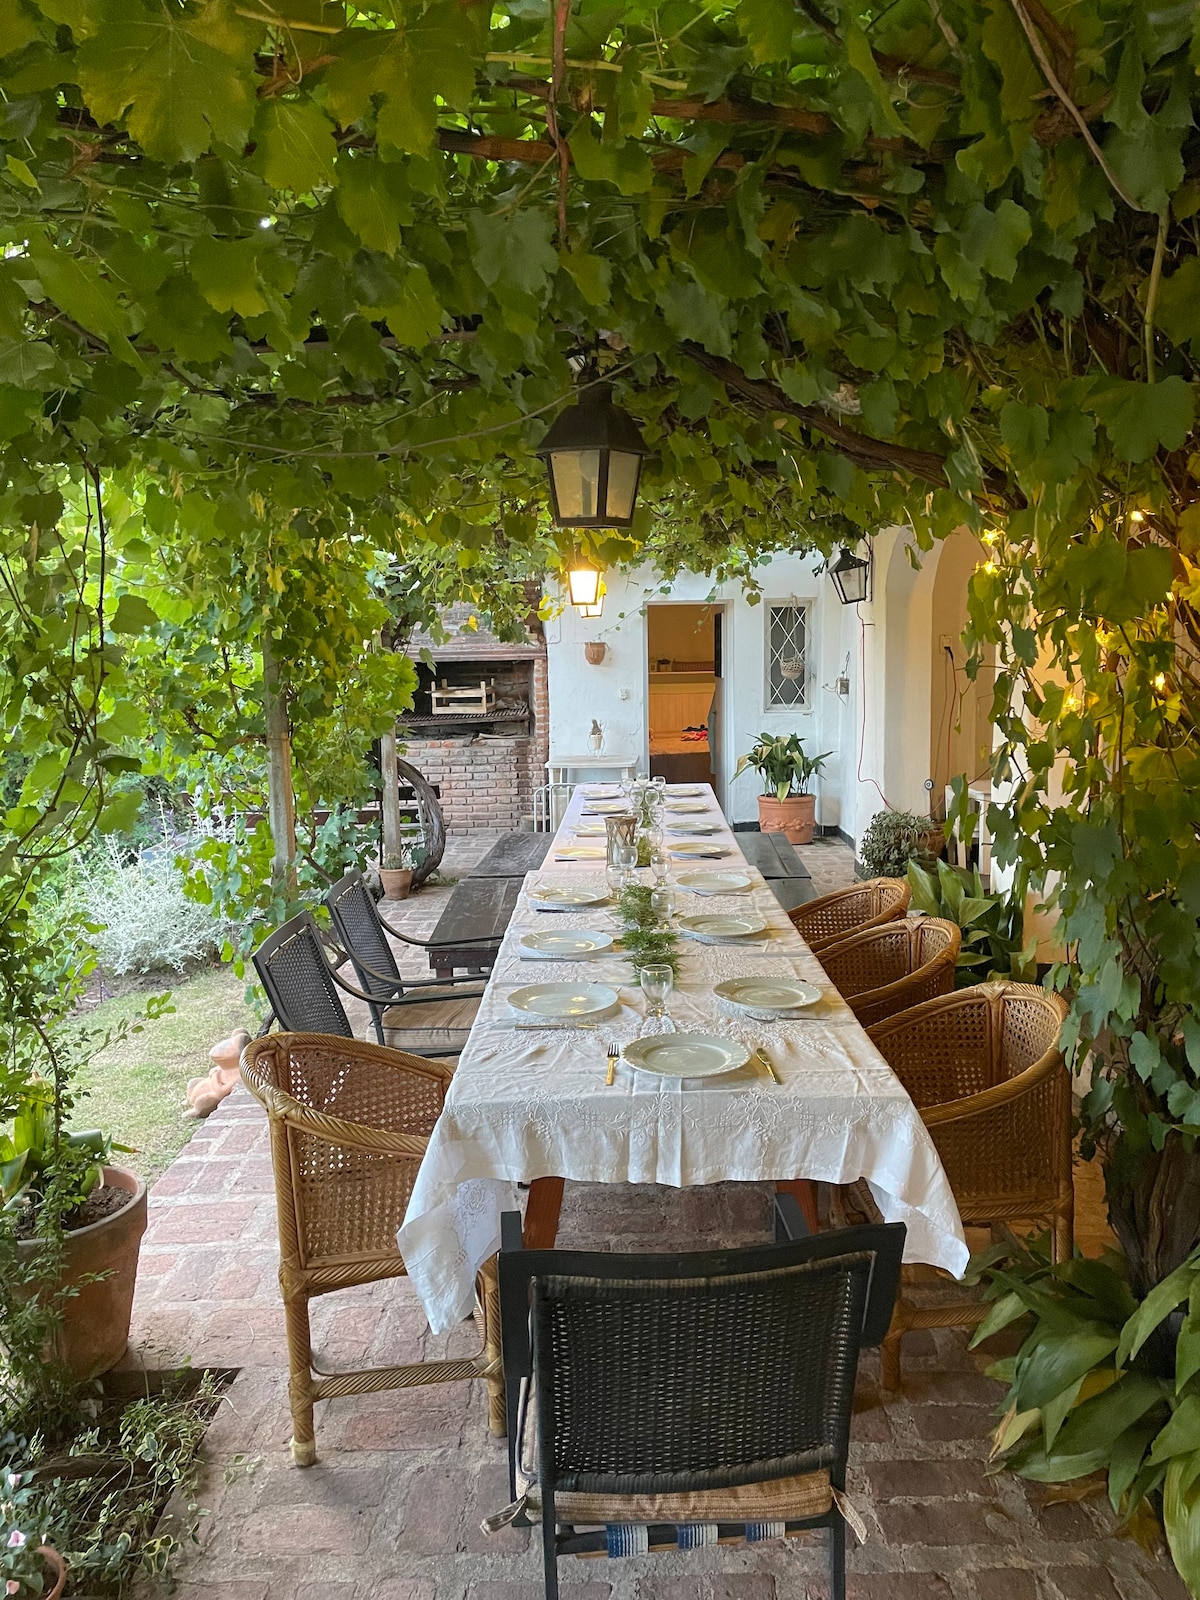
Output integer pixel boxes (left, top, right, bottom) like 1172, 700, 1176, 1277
398, 782, 968, 1403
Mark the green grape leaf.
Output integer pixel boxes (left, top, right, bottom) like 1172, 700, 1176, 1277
1088, 376, 1196, 464
467, 208, 557, 300
334, 155, 414, 255
253, 98, 337, 194
737, 0, 794, 63
189, 235, 267, 318
71, 0, 259, 165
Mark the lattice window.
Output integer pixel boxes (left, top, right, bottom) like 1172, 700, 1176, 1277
765, 603, 810, 709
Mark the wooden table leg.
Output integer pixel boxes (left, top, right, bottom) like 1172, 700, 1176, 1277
776, 1179, 820, 1235
524, 1176, 565, 1248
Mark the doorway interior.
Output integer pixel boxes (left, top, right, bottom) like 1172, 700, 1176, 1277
645, 603, 721, 798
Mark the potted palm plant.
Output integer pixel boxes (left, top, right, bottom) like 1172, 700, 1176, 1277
735, 733, 830, 844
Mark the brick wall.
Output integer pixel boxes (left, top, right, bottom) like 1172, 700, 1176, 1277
401, 733, 536, 834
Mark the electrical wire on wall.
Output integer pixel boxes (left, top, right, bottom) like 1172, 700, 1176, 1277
856, 611, 893, 811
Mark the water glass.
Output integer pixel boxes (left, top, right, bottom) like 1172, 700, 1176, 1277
605, 860, 625, 898
650, 884, 674, 923
650, 845, 669, 885
639, 963, 675, 1034
614, 842, 639, 886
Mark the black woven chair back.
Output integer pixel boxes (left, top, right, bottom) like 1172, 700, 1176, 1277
500, 1220, 904, 1497
326, 870, 404, 999
252, 912, 354, 1039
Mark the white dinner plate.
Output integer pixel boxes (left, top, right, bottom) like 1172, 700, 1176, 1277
573, 822, 607, 836
714, 978, 823, 1015
669, 842, 728, 858
667, 822, 720, 835
519, 930, 615, 959
677, 914, 767, 942
529, 885, 611, 910
666, 785, 706, 796
508, 983, 620, 1019
676, 870, 753, 895
623, 1033, 750, 1079
582, 785, 621, 797
665, 801, 710, 813
554, 845, 606, 860
582, 802, 630, 815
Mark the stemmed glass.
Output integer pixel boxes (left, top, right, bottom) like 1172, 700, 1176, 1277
639, 963, 675, 1035
650, 884, 674, 923
605, 857, 625, 899
614, 842, 639, 887
649, 844, 669, 886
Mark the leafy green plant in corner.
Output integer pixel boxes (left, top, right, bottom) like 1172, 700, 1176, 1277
973, 1236, 1200, 1594
735, 734, 830, 801
858, 810, 940, 879
907, 856, 1036, 986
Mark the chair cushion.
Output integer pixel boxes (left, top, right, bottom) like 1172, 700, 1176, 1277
514, 1380, 831, 1525
382, 992, 480, 1053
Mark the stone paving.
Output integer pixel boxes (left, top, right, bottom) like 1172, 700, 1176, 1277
126, 834, 1185, 1600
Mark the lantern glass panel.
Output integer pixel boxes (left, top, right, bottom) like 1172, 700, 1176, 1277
605, 452, 641, 523
567, 565, 601, 606
550, 449, 601, 522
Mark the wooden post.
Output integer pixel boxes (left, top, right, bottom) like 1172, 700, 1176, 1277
379, 725, 403, 865
262, 633, 297, 894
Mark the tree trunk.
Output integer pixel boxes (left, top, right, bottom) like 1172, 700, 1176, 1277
261, 633, 297, 895
379, 725, 402, 864
1106, 1131, 1200, 1299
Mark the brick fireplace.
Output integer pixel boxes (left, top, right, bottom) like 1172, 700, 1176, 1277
399, 605, 549, 835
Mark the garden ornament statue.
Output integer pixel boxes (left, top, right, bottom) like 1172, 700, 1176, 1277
184, 1029, 251, 1119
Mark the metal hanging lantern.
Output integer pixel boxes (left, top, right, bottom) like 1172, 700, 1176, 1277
828, 546, 872, 606
536, 382, 648, 529
575, 575, 606, 619
566, 562, 602, 607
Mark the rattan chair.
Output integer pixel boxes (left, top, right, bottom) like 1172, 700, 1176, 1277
493, 1205, 905, 1600
864, 981, 1071, 1389
819, 917, 961, 1028
242, 1032, 501, 1465
253, 911, 482, 1057
788, 878, 911, 953
325, 870, 487, 1047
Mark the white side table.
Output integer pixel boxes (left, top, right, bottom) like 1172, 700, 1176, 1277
543, 755, 638, 829
944, 782, 992, 878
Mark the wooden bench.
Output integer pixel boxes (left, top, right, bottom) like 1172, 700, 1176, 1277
426, 875, 522, 979
469, 833, 553, 878
737, 831, 817, 914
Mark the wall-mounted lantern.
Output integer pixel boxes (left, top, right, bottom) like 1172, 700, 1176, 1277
828, 545, 872, 606
536, 383, 648, 529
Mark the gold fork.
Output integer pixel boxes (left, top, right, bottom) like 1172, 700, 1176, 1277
606, 1041, 619, 1086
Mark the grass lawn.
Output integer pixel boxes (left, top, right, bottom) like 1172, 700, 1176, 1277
71, 965, 260, 1185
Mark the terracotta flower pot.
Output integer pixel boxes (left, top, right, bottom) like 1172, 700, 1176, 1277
758, 793, 817, 845
378, 866, 413, 900
37, 1545, 67, 1600
16, 1166, 147, 1380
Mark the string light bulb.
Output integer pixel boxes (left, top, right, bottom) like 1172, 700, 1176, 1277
1153, 672, 1167, 691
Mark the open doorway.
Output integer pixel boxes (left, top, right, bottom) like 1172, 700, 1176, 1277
646, 603, 720, 797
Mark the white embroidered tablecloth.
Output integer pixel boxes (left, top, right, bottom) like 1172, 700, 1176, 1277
398, 783, 968, 1332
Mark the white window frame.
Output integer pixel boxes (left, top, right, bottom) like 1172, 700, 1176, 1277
763, 600, 813, 712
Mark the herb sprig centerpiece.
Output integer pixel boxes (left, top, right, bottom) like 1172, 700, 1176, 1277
617, 883, 680, 981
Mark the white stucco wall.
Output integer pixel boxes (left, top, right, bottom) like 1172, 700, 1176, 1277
544, 530, 987, 847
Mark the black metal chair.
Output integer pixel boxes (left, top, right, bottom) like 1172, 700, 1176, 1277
252, 911, 482, 1058
493, 1202, 905, 1600
327, 867, 498, 981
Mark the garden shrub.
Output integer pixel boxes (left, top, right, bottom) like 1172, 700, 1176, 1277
80, 847, 225, 976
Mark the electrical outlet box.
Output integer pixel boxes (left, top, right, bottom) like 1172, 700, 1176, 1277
940, 634, 955, 653
835, 675, 850, 697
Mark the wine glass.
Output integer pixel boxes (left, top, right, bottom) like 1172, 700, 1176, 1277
605, 859, 625, 898
614, 842, 639, 887
639, 963, 675, 1035
650, 844, 669, 885
650, 884, 674, 923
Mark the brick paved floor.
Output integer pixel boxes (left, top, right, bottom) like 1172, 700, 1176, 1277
127, 834, 1184, 1600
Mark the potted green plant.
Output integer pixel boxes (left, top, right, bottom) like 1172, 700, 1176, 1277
857, 809, 941, 880
735, 733, 830, 844
377, 840, 417, 900
3, 1077, 147, 1382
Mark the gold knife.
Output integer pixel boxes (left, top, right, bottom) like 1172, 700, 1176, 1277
755, 1046, 780, 1085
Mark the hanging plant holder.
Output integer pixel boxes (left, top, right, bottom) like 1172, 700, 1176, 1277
779, 655, 804, 681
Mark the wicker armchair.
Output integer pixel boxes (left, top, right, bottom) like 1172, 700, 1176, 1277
241, 1033, 501, 1464
819, 917, 960, 1028
788, 878, 911, 953
864, 981, 1071, 1389
495, 1206, 905, 1600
